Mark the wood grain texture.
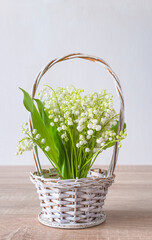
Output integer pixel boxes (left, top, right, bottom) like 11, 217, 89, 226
0, 166, 152, 240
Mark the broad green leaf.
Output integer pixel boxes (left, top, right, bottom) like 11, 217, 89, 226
32, 104, 57, 161
33, 98, 71, 178
19, 88, 33, 113
34, 98, 44, 117
34, 98, 49, 127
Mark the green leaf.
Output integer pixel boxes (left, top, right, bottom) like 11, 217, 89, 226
33, 98, 44, 117
35, 99, 71, 178
19, 89, 78, 179
111, 121, 126, 134
34, 98, 52, 127
32, 104, 57, 161
32, 100, 70, 178
19, 88, 33, 113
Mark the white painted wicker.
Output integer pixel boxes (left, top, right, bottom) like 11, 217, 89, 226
30, 168, 114, 228
29, 53, 124, 228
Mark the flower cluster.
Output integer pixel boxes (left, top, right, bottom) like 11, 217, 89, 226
16, 123, 51, 155
37, 86, 122, 153
17, 85, 127, 178
16, 123, 34, 155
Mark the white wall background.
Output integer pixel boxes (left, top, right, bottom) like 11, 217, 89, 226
0, 0, 152, 166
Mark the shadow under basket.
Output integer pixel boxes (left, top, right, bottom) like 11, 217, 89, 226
30, 168, 115, 229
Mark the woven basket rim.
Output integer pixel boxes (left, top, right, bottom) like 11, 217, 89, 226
30, 168, 115, 185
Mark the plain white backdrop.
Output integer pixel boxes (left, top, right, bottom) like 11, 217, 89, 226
0, 0, 152, 166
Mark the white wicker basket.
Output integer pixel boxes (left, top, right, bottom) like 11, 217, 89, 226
30, 168, 115, 228
29, 53, 124, 229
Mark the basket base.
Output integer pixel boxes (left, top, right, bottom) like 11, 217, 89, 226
38, 212, 106, 229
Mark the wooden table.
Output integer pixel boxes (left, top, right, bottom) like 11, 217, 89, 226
0, 166, 152, 240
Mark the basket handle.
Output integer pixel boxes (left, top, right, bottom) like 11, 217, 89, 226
30, 53, 125, 177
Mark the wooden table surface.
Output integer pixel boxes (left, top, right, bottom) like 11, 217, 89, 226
0, 166, 152, 240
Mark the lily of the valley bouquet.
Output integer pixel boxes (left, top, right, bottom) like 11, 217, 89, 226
17, 85, 126, 179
